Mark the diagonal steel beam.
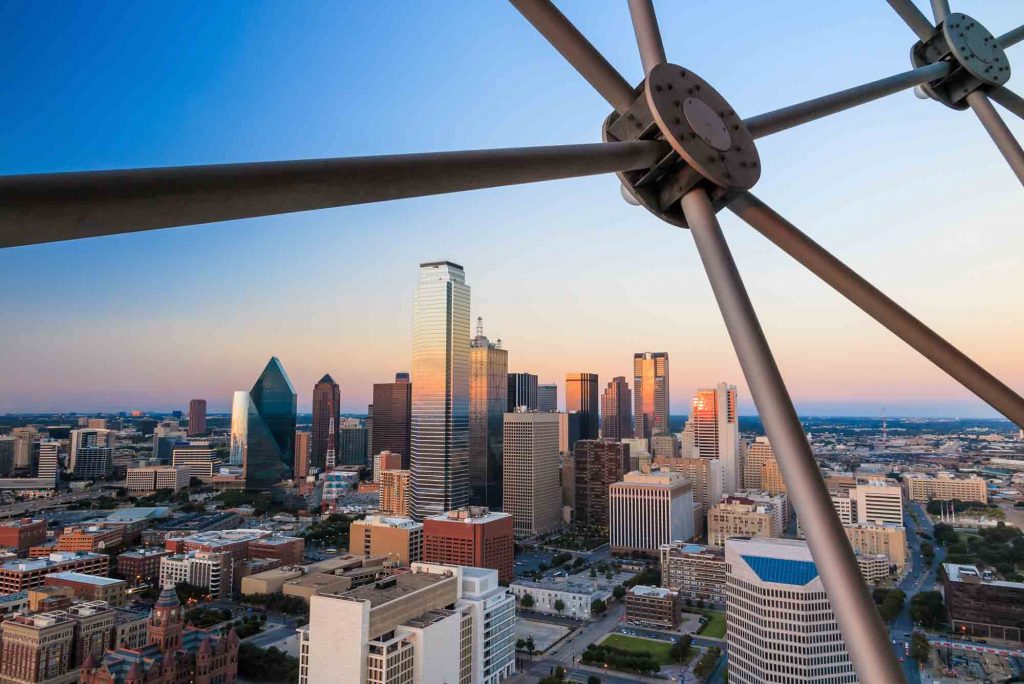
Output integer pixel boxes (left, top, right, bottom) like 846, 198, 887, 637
745, 62, 950, 139
0, 140, 667, 248
966, 90, 1024, 186
989, 86, 1024, 122
729, 190, 1024, 429
998, 23, 1024, 50
627, 0, 666, 76
885, 0, 935, 42
508, 0, 636, 112
681, 187, 907, 684
929, 0, 950, 25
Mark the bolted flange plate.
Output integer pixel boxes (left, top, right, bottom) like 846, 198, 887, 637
645, 63, 760, 191
602, 63, 759, 228
943, 13, 1010, 87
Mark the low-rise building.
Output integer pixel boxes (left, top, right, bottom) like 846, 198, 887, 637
0, 552, 110, 593
508, 578, 612, 620
907, 472, 988, 504
56, 525, 124, 553
943, 563, 1024, 642
856, 553, 892, 583
240, 567, 304, 596
659, 541, 726, 604
0, 518, 47, 556
126, 464, 191, 493
0, 610, 77, 683
117, 547, 172, 587
248, 536, 305, 566
159, 551, 233, 600
349, 516, 423, 566
707, 496, 782, 547
45, 572, 128, 607
625, 585, 681, 628
843, 522, 907, 575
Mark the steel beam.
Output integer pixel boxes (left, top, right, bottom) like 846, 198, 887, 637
886, 0, 936, 42
508, 0, 636, 112
930, 0, 950, 24
729, 190, 1024, 429
998, 23, 1024, 50
966, 90, 1024, 186
745, 62, 950, 139
0, 140, 667, 248
989, 87, 1024, 122
680, 188, 906, 684
627, 0, 666, 76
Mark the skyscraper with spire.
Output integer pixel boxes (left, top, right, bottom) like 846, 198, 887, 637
230, 357, 297, 490
311, 374, 340, 471
410, 261, 471, 520
469, 317, 507, 508
633, 352, 670, 439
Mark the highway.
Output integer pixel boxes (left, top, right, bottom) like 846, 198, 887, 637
0, 487, 112, 518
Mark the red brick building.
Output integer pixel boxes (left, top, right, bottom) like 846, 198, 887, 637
423, 507, 514, 582
247, 536, 304, 565
56, 525, 124, 553
0, 552, 109, 593
116, 548, 172, 587
0, 518, 46, 556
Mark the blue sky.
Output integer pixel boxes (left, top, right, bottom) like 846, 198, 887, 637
1, 1, 1022, 417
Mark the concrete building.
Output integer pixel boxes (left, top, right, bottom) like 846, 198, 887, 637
172, 442, 216, 481
469, 318, 507, 509
856, 554, 891, 583
651, 433, 680, 461
349, 516, 424, 566
502, 411, 561, 538
906, 472, 988, 503
240, 567, 304, 596
159, 551, 233, 600
943, 563, 1024, 642
423, 508, 514, 582
707, 497, 782, 547
0, 552, 109, 593
852, 477, 904, 525
379, 468, 411, 516
508, 578, 611, 620
658, 456, 722, 535
301, 563, 515, 684
558, 411, 583, 454
633, 352, 669, 439
742, 437, 783, 492
609, 471, 694, 556
843, 523, 907, 575
690, 384, 740, 495
725, 537, 856, 684
374, 450, 404, 482
44, 572, 128, 606
734, 489, 790, 531
573, 439, 629, 533
659, 542, 726, 604
70, 428, 114, 479
37, 441, 60, 483
126, 464, 190, 494
11, 426, 37, 471
0, 610, 77, 684
625, 585, 680, 629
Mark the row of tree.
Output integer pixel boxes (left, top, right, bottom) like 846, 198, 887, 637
580, 643, 661, 675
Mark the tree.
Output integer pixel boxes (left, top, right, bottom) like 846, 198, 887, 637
670, 634, 692, 664
876, 588, 906, 623
516, 638, 525, 651
174, 582, 210, 605
526, 636, 535, 653
910, 632, 931, 663
237, 644, 299, 683
921, 541, 935, 560
587, 677, 601, 684
520, 594, 535, 609
910, 591, 947, 629
612, 585, 626, 600
589, 567, 597, 578
554, 599, 566, 614
590, 598, 607, 615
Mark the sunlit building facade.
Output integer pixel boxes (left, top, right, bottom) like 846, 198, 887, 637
601, 376, 633, 441
633, 352, 669, 439
231, 357, 297, 490
410, 261, 471, 521
565, 372, 599, 440
691, 383, 740, 495
469, 318, 507, 509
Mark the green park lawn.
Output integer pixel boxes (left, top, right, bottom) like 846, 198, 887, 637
694, 610, 727, 638
600, 634, 675, 665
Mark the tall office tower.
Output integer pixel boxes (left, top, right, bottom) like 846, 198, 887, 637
372, 372, 412, 468
294, 430, 310, 479
610, 471, 694, 555
565, 372, 599, 439
69, 429, 114, 478
502, 412, 561, 538
11, 427, 37, 470
601, 376, 633, 441
558, 411, 583, 453
691, 383, 740, 495
652, 433, 680, 460
742, 436, 779, 490
311, 374, 340, 471
365, 404, 373, 461
0, 437, 14, 477
187, 399, 207, 437
537, 383, 558, 412
573, 439, 629, 532
231, 357, 298, 490
725, 537, 856, 684
679, 421, 696, 457
633, 352, 670, 439
507, 372, 538, 411
469, 318, 508, 508
669, 457, 723, 527
339, 425, 369, 466
37, 440, 60, 483
410, 261, 471, 521
152, 423, 187, 462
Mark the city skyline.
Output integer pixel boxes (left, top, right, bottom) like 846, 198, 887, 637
2, 2, 1023, 420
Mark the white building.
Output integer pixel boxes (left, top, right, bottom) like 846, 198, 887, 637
502, 411, 561, 538
158, 551, 232, 600
690, 384, 740, 495
725, 537, 857, 684
508, 579, 612, 620
37, 441, 60, 483
301, 562, 514, 684
609, 470, 694, 555
852, 477, 903, 525
171, 442, 215, 480
126, 465, 190, 493
735, 489, 789, 530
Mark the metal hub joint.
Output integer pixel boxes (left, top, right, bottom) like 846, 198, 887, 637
603, 63, 760, 227
912, 13, 1011, 110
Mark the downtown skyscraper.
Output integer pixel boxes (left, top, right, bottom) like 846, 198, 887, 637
469, 317, 507, 509
565, 372, 599, 440
230, 357, 297, 490
601, 376, 633, 441
507, 372, 538, 412
691, 383, 740, 495
187, 399, 207, 437
371, 372, 412, 468
633, 352, 670, 439
410, 261, 471, 520
311, 374, 340, 471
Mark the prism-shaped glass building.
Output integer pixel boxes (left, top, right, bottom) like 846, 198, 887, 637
230, 357, 297, 490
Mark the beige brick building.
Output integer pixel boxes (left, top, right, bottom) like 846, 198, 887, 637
906, 472, 987, 503
843, 522, 907, 574
349, 516, 423, 566
379, 469, 411, 516
707, 497, 781, 547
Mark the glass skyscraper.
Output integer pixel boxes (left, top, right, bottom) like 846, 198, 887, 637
634, 352, 670, 439
311, 374, 340, 471
410, 261, 471, 520
230, 357, 297, 490
469, 317, 507, 509
566, 372, 600, 440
